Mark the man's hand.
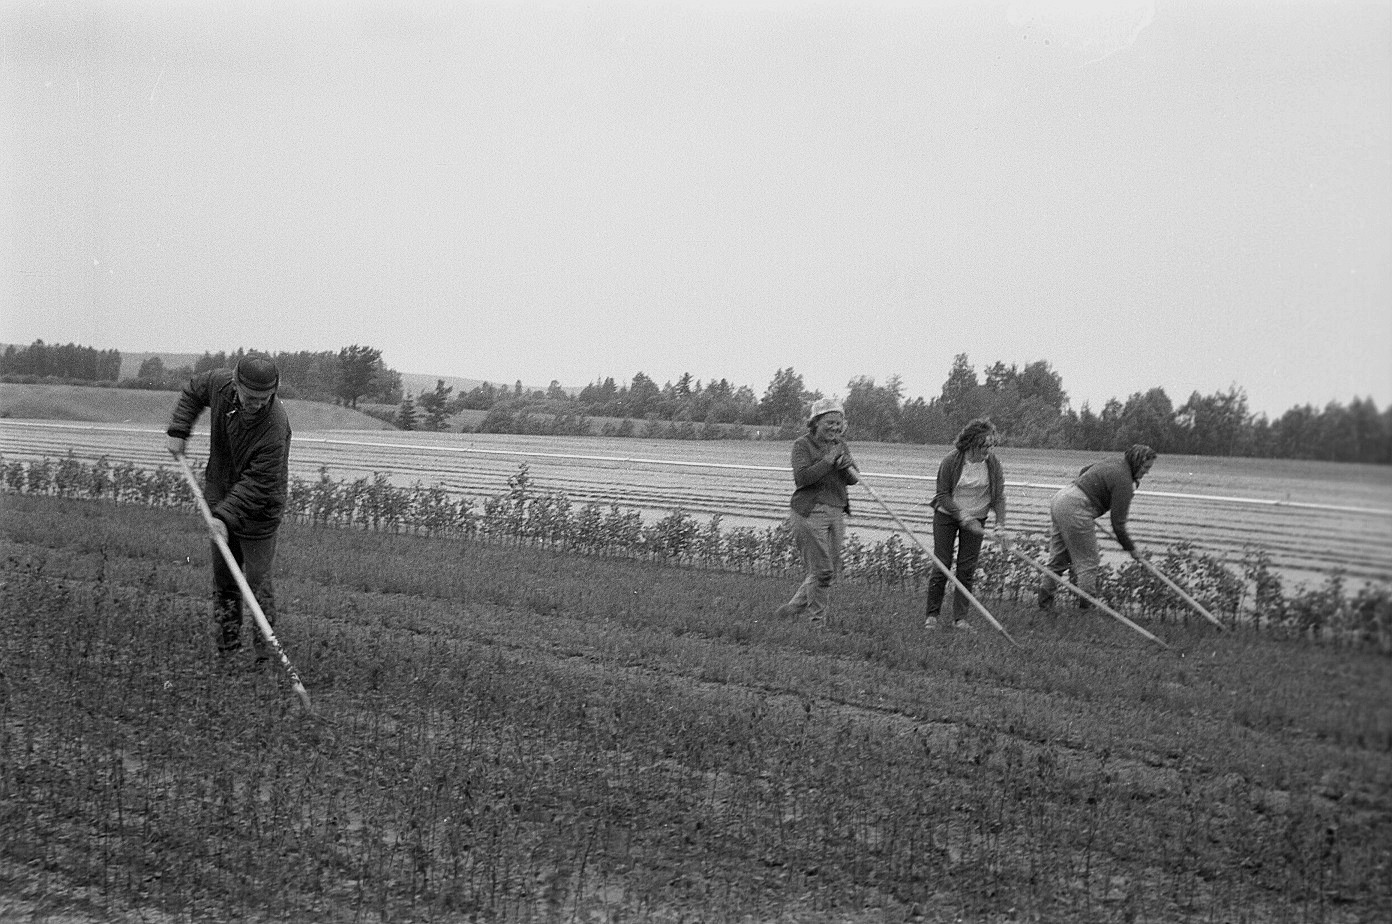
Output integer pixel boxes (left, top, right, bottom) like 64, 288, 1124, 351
1129, 547, 1145, 561
209, 518, 229, 544
167, 436, 186, 457
960, 518, 985, 537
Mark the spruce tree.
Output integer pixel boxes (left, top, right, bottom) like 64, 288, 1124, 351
397, 394, 417, 431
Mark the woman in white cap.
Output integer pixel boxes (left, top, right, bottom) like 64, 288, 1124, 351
775, 397, 859, 625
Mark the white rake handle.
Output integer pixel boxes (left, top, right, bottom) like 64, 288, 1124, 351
852, 469, 1020, 648
1136, 556, 1226, 631
998, 540, 1169, 649
172, 452, 312, 710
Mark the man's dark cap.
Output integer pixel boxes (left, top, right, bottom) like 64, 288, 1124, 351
234, 353, 280, 392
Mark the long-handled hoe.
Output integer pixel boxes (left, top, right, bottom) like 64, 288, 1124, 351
851, 468, 1020, 648
172, 451, 314, 711
995, 539, 1169, 649
1134, 556, 1226, 631
1093, 525, 1226, 632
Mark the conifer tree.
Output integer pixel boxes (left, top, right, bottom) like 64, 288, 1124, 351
397, 393, 417, 431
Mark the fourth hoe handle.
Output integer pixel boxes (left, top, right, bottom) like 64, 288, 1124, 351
171, 451, 314, 711
995, 538, 1170, 649
849, 466, 1021, 648
1134, 555, 1227, 631
1095, 525, 1226, 632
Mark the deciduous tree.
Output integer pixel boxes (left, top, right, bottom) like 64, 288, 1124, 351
416, 379, 455, 431
760, 368, 808, 427
844, 375, 904, 442
625, 372, 660, 418
1114, 388, 1176, 452
336, 345, 383, 409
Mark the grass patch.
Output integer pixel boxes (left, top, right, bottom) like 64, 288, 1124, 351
0, 382, 392, 431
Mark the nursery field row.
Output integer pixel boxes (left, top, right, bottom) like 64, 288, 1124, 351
1, 495, 1390, 922
2, 420, 1390, 588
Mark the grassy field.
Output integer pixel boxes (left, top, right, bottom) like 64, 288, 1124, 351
0, 383, 393, 431
1, 493, 1389, 922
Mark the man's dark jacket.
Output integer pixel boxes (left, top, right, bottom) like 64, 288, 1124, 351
167, 369, 291, 539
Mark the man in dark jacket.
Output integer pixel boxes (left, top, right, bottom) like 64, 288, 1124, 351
166, 353, 292, 660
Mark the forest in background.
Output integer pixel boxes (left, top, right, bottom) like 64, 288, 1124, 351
2, 339, 1388, 464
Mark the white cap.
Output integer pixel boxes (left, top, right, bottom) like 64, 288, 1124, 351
807, 397, 845, 422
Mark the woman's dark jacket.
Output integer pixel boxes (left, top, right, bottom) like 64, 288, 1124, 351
789, 434, 858, 517
929, 448, 1006, 524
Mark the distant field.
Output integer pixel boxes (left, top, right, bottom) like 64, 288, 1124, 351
357, 402, 489, 431
3, 384, 1390, 589
115, 351, 202, 381
0, 383, 393, 431
354, 403, 773, 440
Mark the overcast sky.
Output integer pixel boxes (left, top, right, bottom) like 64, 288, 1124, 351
3, 0, 1389, 418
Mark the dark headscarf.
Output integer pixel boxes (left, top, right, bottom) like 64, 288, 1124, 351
1124, 444, 1158, 483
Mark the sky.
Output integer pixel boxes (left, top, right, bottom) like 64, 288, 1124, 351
3, 0, 1389, 418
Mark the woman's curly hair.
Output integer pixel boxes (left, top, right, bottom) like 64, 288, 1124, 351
953, 418, 999, 454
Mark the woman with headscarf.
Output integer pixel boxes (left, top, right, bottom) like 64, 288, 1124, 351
1037, 443, 1158, 609
775, 397, 858, 625
924, 418, 1008, 630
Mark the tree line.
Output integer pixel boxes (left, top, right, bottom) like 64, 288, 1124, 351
0, 341, 122, 381
3, 340, 1387, 464
1, 340, 402, 408
408, 354, 1391, 464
